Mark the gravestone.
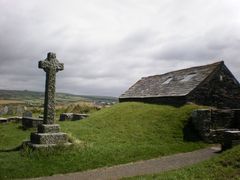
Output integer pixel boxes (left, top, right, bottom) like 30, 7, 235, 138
27, 52, 69, 148
7, 106, 14, 115
22, 117, 43, 128
59, 113, 89, 121
3, 106, 8, 114
23, 111, 32, 117
59, 113, 73, 121
16, 106, 25, 116
0, 106, 4, 115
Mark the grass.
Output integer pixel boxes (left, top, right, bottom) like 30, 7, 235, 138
126, 145, 240, 180
0, 102, 206, 179
0, 123, 31, 149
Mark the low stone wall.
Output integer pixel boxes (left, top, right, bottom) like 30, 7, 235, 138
0, 117, 22, 123
192, 109, 240, 142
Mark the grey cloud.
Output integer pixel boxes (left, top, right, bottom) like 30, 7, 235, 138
153, 28, 240, 62
0, 0, 240, 96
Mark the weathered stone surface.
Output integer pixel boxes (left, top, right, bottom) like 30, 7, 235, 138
60, 113, 89, 121
3, 106, 8, 114
222, 131, 240, 150
39, 52, 64, 124
192, 109, 212, 141
37, 124, 60, 133
30, 132, 68, 144
192, 109, 240, 142
59, 113, 73, 121
22, 117, 43, 128
26, 52, 69, 148
26, 142, 72, 149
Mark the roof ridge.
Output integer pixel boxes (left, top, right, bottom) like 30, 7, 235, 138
143, 61, 224, 79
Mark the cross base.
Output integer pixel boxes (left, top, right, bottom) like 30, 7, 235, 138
30, 132, 68, 144
26, 124, 71, 149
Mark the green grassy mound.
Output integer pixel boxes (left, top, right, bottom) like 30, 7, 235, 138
0, 102, 206, 179
128, 145, 240, 180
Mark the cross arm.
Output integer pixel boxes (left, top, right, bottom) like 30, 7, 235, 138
39, 60, 50, 70
56, 63, 64, 72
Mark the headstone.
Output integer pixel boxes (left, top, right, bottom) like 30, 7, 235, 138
59, 113, 73, 121
17, 106, 25, 116
23, 111, 32, 117
59, 113, 89, 121
7, 106, 14, 115
3, 106, 8, 114
0, 107, 4, 115
27, 52, 69, 148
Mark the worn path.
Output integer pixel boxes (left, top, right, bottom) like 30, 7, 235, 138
33, 146, 220, 180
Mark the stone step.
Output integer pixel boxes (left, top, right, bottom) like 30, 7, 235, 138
30, 132, 68, 144
37, 124, 60, 133
26, 142, 72, 149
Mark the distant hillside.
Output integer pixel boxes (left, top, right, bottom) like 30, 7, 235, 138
0, 89, 118, 104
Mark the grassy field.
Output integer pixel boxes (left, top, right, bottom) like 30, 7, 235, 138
0, 100, 25, 105
0, 89, 117, 105
0, 102, 206, 179
127, 145, 240, 180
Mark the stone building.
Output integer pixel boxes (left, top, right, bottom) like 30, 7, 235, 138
119, 61, 240, 108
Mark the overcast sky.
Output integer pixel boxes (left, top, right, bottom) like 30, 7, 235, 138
0, 0, 240, 97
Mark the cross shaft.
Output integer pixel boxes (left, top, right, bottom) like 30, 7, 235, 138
39, 52, 64, 124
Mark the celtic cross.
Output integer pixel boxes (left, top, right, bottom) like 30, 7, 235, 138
39, 52, 64, 124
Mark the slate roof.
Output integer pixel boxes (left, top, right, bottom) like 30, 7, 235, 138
120, 61, 223, 98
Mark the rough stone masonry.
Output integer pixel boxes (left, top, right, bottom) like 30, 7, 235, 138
27, 52, 69, 148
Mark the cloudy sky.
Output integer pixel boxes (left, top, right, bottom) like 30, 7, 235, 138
0, 0, 240, 97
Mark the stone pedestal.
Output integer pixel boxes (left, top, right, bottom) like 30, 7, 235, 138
27, 124, 70, 148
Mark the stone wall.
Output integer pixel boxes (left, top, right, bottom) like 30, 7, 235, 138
187, 65, 240, 108
192, 109, 240, 142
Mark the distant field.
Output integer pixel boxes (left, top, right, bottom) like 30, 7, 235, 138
0, 89, 117, 105
0, 100, 25, 105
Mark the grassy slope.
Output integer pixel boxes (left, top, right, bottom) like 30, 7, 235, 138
127, 145, 240, 180
0, 102, 206, 179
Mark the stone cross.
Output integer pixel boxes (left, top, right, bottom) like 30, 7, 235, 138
39, 52, 64, 124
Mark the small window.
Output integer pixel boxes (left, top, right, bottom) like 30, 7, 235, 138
181, 73, 196, 82
162, 77, 173, 85
219, 75, 223, 81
